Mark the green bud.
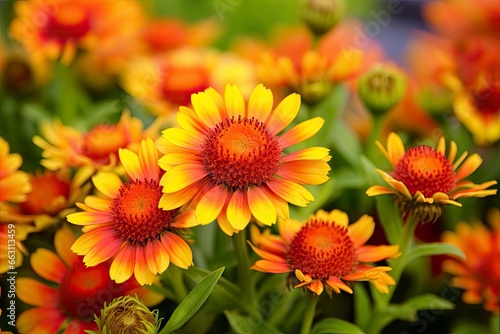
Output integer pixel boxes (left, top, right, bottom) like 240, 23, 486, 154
87, 295, 161, 334
417, 83, 454, 115
301, 0, 346, 35
358, 64, 407, 115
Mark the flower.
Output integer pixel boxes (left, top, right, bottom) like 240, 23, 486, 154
3, 168, 92, 232
249, 209, 400, 296
88, 295, 161, 334
67, 138, 194, 285
0, 223, 30, 273
0, 137, 31, 203
156, 84, 331, 235
366, 132, 497, 222
33, 111, 156, 173
16, 225, 163, 334
441, 208, 500, 313
9, 0, 144, 64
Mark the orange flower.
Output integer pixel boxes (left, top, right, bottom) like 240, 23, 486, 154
16, 225, 163, 333
9, 0, 144, 64
0, 223, 30, 274
0, 137, 31, 203
366, 132, 497, 222
156, 84, 331, 235
250, 209, 400, 296
441, 208, 500, 313
33, 111, 156, 173
67, 138, 194, 285
257, 21, 383, 102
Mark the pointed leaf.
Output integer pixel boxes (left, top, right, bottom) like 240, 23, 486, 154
311, 318, 365, 334
224, 310, 282, 334
407, 243, 465, 264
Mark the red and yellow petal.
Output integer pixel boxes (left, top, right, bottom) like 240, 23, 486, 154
160, 164, 206, 193
266, 178, 314, 207
196, 185, 228, 225
54, 225, 78, 267
134, 246, 157, 285
277, 160, 330, 185
17, 278, 59, 306
266, 93, 301, 134
247, 186, 277, 226
137, 139, 160, 182
146, 239, 170, 275
356, 245, 400, 262
251, 259, 291, 273
71, 226, 120, 257
110, 243, 136, 283
161, 128, 204, 150
30, 248, 67, 284
16, 307, 66, 334
281, 147, 330, 163
160, 232, 193, 269
226, 190, 252, 230
82, 232, 123, 267
159, 179, 204, 210
216, 208, 241, 236
454, 153, 482, 182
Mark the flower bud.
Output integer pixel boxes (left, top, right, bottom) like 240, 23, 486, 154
417, 83, 453, 115
358, 64, 407, 115
301, 0, 346, 35
89, 295, 161, 334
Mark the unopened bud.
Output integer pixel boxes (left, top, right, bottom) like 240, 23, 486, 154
301, 0, 346, 35
358, 64, 407, 115
417, 83, 453, 115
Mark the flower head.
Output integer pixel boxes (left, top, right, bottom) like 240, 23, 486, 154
441, 208, 500, 313
156, 84, 331, 235
67, 138, 194, 285
0, 137, 31, 203
33, 111, 154, 173
16, 225, 163, 333
250, 209, 399, 296
366, 132, 497, 222
89, 295, 161, 334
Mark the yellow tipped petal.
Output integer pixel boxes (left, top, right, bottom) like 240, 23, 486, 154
279, 117, 324, 148
348, 215, 375, 248
161, 232, 193, 269
110, 244, 135, 284
191, 90, 223, 128
196, 185, 228, 225
227, 191, 252, 230
92, 172, 123, 199
225, 84, 246, 118
266, 93, 301, 134
247, 83, 273, 122
161, 164, 206, 193
247, 186, 277, 226
119, 148, 142, 181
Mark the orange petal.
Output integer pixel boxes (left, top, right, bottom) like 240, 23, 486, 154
110, 243, 136, 283
260, 185, 290, 220
146, 239, 170, 274
171, 209, 199, 228
55, 225, 78, 267
356, 245, 400, 262
250, 259, 291, 273
266, 178, 314, 207
71, 226, 118, 256
455, 153, 482, 181
279, 117, 324, 148
227, 191, 252, 230
365, 185, 394, 196
348, 214, 375, 248
159, 179, 203, 210
281, 147, 330, 163
248, 242, 286, 262
161, 232, 193, 269
138, 138, 160, 181
30, 248, 67, 284
82, 232, 123, 267
307, 280, 324, 295
266, 93, 301, 134
247, 186, 277, 226
16, 307, 65, 334
196, 185, 228, 225
83, 195, 113, 212
134, 246, 157, 285
326, 276, 353, 294
277, 160, 330, 185
16, 278, 58, 306
279, 218, 303, 245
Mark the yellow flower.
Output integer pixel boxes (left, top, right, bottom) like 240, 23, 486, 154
250, 209, 400, 296
442, 208, 500, 313
156, 84, 331, 235
366, 132, 497, 222
67, 138, 194, 286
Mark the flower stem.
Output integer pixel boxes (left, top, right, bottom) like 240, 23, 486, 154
166, 265, 189, 303
300, 292, 318, 334
232, 229, 255, 307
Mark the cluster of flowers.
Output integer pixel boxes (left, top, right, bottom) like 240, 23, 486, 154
0, 0, 498, 333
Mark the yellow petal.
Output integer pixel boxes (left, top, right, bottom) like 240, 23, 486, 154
138, 138, 160, 181
110, 243, 135, 284
92, 172, 123, 199
192, 90, 223, 128
247, 186, 277, 226
348, 214, 375, 248
161, 232, 193, 269
161, 128, 203, 150
281, 147, 330, 163
279, 117, 325, 149
227, 190, 252, 230
225, 83, 246, 118
119, 147, 142, 181
160, 164, 206, 193
266, 178, 314, 207
266, 93, 301, 134
247, 83, 273, 122
196, 185, 228, 225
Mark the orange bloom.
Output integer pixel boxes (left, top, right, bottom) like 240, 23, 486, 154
0, 137, 31, 203
250, 209, 400, 296
67, 138, 194, 285
441, 208, 500, 313
33, 111, 156, 173
366, 132, 497, 222
16, 225, 163, 334
9, 0, 144, 64
257, 21, 383, 102
156, 84, 331, 235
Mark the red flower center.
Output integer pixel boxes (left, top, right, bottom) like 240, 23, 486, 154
287, 220, 355, 278
43, 4, 91, 43
19, 172, 70, 215
392, 146, 455, 198
58, 260, 136, 323
201, 116, 282, 190
473, 83, 500, 117
110, 179, 177, 245
81, 125, 127, 166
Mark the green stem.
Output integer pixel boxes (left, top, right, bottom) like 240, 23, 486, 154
164, 266, 188, 303
232, 229, 255, 307
300, 293, 318, 334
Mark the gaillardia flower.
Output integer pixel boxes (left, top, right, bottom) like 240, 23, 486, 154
16, 225, 163, 334
441, 208, 500, 313
156, 84, 331, 235
366, 132, 497, 222
250, 209, 400, 296
67, 138, 194, 285
33, 111, 156, 173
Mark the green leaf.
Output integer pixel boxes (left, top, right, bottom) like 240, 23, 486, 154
159, 267, 224, 334
353, 284, 372, 329
407, 242, 465, 264
375, 195, 403, 246
311, 318, 365, 334
386, 293, 455, 322
224, 310, 283, 334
